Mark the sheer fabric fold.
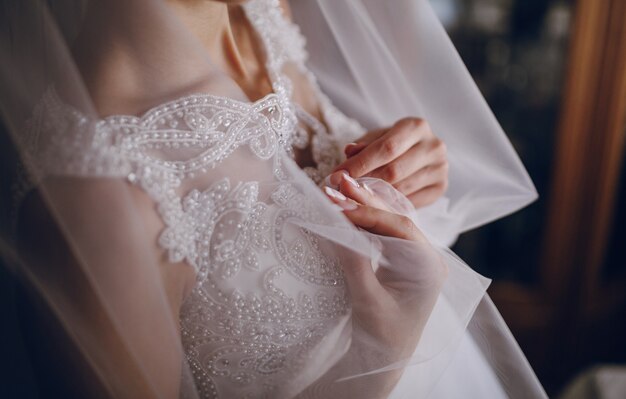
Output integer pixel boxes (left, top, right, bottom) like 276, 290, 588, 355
0, 0, 545, 398
291, 0, 538, 246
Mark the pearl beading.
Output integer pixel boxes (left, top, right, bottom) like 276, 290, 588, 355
17, 1, 367, 397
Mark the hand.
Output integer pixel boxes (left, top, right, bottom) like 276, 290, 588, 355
333, 118, 448, 209
323, 171, 447, 356
300, 173, 447, 398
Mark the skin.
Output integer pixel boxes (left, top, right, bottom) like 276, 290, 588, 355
18, 1, 447, 397
334, 118, 449, 208
307, 170, 447, 398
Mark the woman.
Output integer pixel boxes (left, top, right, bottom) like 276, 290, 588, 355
0, 0, 544, 397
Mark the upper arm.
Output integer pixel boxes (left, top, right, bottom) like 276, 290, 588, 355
16, 179, 188, 398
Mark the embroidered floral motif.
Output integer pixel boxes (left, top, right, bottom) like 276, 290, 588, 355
17, 1, 367, 397
158, 179, 270, 281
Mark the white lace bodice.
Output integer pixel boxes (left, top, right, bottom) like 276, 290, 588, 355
19, 1, 367, 397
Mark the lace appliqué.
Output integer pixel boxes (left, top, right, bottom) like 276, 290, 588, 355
159, 179, 270, 281
180, 179, 349, 399
21, 85, 351, 398
244, 0, 366, 186
16, 1, 367, 397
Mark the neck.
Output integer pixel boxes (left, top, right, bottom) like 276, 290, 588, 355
167, 1, 249, 78
72, 1, 255, 115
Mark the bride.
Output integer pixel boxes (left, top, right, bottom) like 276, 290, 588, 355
1, 0, 545, 398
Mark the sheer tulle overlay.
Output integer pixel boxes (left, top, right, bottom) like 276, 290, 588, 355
0, 0, 545, 398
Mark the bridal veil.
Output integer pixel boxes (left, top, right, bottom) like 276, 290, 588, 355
0, 0, 544, 397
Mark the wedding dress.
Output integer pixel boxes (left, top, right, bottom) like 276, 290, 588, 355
0, 0, 546, 398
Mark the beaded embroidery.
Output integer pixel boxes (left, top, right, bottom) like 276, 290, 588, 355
19, 0, 367, 397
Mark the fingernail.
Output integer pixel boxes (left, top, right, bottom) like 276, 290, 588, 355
344, 143, 359, 155
329, 171, 346, 186
324, 186, 347, 201
341, 172, 360, 188
363, 183, 374, 195
324, 187, 358, 211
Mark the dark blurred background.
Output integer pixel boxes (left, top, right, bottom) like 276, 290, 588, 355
431, 0, 626, 395
433, 0, 570, 285
1, 0, 625, 398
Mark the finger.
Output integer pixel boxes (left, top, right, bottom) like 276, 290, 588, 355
394, 162, 449, 196
329, 171, 391, 211
323, 184, 424, 241
345, 128, 388, 159
344, 142, 368, 158
368, 136, 447, 184
323, 187, 391, 300
344, 204, 425, 242
366, 144, 429, 184
355, 127, 388, 145
324, 187, 433, 305
333, 119, 422, 177
407, 183, 448, 208
324, 186, 359, 210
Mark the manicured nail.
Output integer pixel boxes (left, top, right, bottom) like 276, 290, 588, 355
329, 170, 346, 186
324, 186, 347, 201
345, 142, 366, 157
341, 172, 360, 188
344, 142, 358, 154
324, 187, 358, 211
363, 183, 374, 195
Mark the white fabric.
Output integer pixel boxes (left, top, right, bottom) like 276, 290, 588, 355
291, 0, 538, 246
0, 0, 545, 398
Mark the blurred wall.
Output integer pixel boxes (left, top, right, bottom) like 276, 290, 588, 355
431, 0, 626, 394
